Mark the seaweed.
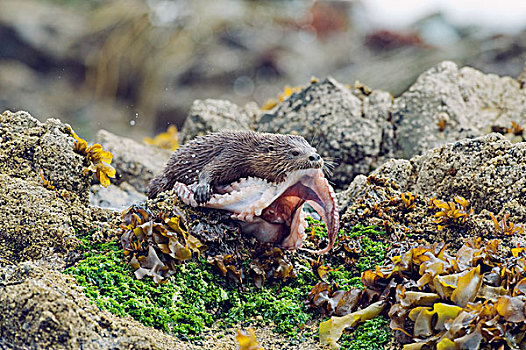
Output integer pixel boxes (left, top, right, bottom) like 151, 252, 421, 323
431, 196, 473, 230
70, 130, 115, 187
489, 212, 524, 236
143, 125, 179, 151
261, 85, 304, 110
39, 171, 55, 190
236, 328, 265, 350
318, 238, 526, 349
400, 192, 417, 211
339, 316, 390, 350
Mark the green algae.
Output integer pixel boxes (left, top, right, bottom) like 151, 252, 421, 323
349, 227, 388, 272
66, 221, 389, 340
305, 218, 388, 289
339, 316, 390, 350
66, 231, 318, 338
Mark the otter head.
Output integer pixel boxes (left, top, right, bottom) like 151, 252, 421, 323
250, 133, 323, 183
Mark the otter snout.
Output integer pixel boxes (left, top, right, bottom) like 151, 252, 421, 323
308, 152, 323, 168
309, 153, 321, 162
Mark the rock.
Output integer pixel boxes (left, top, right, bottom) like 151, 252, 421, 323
0, 263, 180, 350
0, 110, 90, 202
0, 0, 87, 61
179, 99, 259, 144
177, 63, 526, 192
257, 78, 394, 189
0, 175, 79, 263
341, 133, 526, 238
392, 61, 526, 159
0, 111, 119, 264
90, 182, 146, 211
465, 32, 526, 80
94, 129, 172, 193
399, 133, 526, 218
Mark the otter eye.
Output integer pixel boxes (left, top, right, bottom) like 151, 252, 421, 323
268, 146, 275, 152
291, 150, 300, 157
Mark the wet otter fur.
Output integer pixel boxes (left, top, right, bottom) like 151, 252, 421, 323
148, 130, 323, 203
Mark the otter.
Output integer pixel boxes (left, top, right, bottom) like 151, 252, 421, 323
148, 130, 338, 254
148, 131, 323, 202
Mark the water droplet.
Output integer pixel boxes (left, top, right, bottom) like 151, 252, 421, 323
233, 76, 254, 97
129, 120, 136, 126
135, 113, 139, 119
192, 154, 196, 158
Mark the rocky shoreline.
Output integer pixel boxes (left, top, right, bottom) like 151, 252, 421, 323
2, 61, 526, 349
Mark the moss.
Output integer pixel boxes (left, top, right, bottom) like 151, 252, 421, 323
66, 231, 318, 338
339, 316, 390, 350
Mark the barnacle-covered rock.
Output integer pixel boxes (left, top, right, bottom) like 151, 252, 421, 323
257, 78, 394, 190
0, 175, 79, 263
340, 133, 526, 248
0, 111, 120, 264
0, 110, 90, 201
0, 263, 181, 350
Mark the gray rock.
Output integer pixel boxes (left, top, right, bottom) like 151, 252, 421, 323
257, 77, 394, 189
177, 62, 526, 192
392, 61, 526, 159
90, 182, 146, 211
94, 129, 172, 193
180, 99, 259, 144
0, 0, 87, 60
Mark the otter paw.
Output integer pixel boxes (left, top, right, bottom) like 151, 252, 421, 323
195, 184, 212, 204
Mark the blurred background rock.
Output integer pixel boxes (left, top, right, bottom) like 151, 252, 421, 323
1, 0, 526, 140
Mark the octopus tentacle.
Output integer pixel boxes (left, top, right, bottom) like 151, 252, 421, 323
174, 168, 339, 253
